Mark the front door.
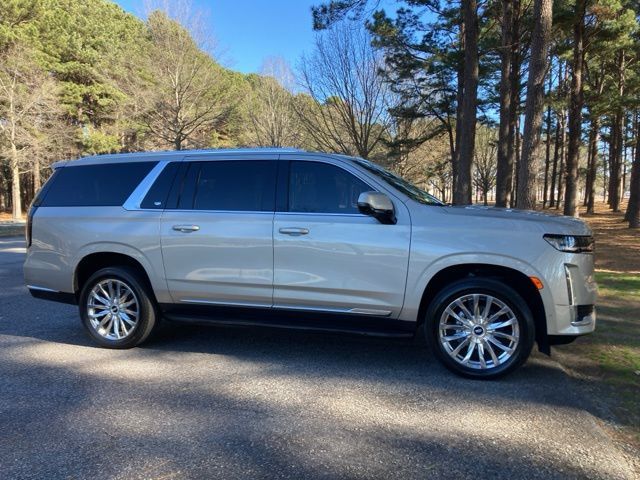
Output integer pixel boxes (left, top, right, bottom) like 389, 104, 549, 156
273, 159, 411, 318
161, 158, 277, 307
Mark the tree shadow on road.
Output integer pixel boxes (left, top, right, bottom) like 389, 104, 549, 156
1, 319, 635, 479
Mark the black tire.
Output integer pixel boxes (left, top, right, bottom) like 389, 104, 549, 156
79, 266, 158, 349
424, 278, 535, 379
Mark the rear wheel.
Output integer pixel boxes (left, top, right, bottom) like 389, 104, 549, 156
424, 278, 535, 379
79, 266, 158, 348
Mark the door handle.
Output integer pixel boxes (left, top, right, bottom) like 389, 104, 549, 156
172, 224, 200, 233
279, 227, 309, 236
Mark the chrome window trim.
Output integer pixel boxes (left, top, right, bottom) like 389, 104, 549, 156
276, 211, 369, 218
123, 160, 171, 211
167, 209, 275, 215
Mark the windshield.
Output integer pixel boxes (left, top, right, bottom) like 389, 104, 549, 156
353, 158, 444, 206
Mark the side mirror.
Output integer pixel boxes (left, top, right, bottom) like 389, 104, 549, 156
357, 191, 396, 225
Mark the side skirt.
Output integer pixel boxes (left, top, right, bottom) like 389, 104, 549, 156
29, 288, 77, 305
159, 303, 416, 338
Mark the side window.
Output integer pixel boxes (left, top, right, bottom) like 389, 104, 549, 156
40, 162, 156, 207
141, 162, 180, 209
288, 161, 371, 214
180, 161, 277, 212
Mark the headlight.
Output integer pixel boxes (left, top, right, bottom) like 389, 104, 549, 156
543, 234, 594, 253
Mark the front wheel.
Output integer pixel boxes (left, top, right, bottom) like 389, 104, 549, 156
424, 278, 535, 379
79, 266, 158, 349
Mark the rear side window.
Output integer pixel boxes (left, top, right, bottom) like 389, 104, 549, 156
176, 161, 277, 212
141, 162, 180, 209
41, 162, 156, 207
32, 169, 60, 207
289, 161, 370, 214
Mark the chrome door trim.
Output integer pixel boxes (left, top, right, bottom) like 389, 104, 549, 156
180, 299, 272, 308
179, 299, 392, 317
26, 284, 60, 293
275, 304, 393, 317
348, 308, 393, 317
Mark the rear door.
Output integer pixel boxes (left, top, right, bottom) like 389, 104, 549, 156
273, 156, 411, 318
160, 155, 277, 307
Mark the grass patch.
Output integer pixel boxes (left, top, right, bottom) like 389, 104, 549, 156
565, 271, 640, 438
595, 272, 640, 299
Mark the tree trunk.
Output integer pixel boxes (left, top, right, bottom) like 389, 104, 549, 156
10, 143, 22, 221
608, 51, 625, 212
543, 101, 552, 208
453, 67, 463, 190
495, 0, 514, 207
508, 0, 521, 208
563, 0, 585, 217
556, 116, 566, 209
516, 0, 552, 210
586, 117, 600, 214
33, 159, 41, 193
627, 114, 640, 227
454, 0, 479, 205
609, 112, 623, 211
550, 109, 561, 207
453, 23, 464, 193
512, 114, 521, 208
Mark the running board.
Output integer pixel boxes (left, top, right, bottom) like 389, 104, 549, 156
160, 304, 416, 338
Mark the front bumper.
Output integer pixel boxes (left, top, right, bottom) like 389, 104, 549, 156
544, 253, 597, 336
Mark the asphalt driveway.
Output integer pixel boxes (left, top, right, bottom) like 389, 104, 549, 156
0, 237, 637, 479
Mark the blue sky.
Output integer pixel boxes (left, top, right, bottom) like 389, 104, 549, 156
113, 0, 325, 74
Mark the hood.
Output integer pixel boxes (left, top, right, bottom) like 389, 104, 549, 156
440, 205, 592, 235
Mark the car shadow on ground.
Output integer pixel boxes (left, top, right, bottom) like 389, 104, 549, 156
0, 301, 620, 421
1, 303, 635, 479
144, 320, 600, 409
1, 329, 618, 480
0, 244, 629, 442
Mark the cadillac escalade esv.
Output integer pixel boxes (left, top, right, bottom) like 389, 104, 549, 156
24, 148, 597, 378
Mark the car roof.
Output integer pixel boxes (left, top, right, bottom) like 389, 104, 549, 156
54, 147, 351, 168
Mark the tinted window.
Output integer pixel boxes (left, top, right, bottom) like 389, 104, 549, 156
32, 169, 60, 207
187, 161, 277, 211
141, 162, 180, 209
41, 162, 156, 207
353, 158, 443, 206
289, 161, 370, 214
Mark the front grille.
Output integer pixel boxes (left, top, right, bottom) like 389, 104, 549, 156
577, 305, 594, 317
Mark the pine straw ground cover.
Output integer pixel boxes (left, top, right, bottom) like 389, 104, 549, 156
552, 201, 640, 450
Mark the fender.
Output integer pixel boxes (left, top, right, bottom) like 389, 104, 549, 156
399, 252, 556, 332
72, 241, 172, 303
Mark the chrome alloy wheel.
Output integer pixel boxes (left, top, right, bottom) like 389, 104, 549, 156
87, 279, 139, 340
438, 294, 520, 370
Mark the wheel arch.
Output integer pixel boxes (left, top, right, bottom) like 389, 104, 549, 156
74, 252, 157, 304
416, 262, 550, 354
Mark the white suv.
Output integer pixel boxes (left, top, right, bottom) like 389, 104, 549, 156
24, 148, 597, 378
